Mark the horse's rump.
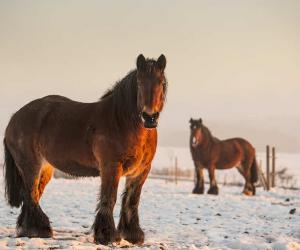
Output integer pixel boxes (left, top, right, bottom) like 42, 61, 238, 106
216, 138, 255, 169
5, 95, 100, 177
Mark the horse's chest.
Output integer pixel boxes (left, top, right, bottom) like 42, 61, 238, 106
192, 148, 211, 165
122, 136, 156, 176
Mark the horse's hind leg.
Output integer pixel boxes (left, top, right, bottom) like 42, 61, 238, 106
38, 163, 54, 200
240, 162, 255, 196
207, 166, 219, 195
118, 167, 150, 245
17, 161, 53, 238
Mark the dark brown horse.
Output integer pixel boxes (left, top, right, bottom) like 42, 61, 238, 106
3, 54, 167, 245
189, 118, 258, 196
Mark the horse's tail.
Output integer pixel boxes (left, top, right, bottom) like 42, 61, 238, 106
251, 157, 258, 183
3, 139, 24, 207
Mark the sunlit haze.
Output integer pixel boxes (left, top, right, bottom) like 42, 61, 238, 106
1, 1, 300, 153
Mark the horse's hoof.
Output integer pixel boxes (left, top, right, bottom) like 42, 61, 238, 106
243, 190, 254, 196
243, 184, 256, 196
192, 188, 204, 194
94, 230, 120, 245
94, 236, 114, 245
17, 226, 53, 238
119, 226, 145, 245
94, 235, 109, 245
207, 186, 219, 195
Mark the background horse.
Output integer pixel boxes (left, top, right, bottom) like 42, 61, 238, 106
3, 54, 167, 245
189, 118, 258, 196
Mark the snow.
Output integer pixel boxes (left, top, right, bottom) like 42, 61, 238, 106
0, 176, 299, 249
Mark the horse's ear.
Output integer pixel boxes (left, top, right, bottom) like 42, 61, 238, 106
137, 54, 146, 72
157, 54, 166, 71
199, 118, 202, 123
189, 118, 193, 124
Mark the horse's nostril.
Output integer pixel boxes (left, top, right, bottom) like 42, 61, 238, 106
153, 112, 160, 119
142, 112, 150, 120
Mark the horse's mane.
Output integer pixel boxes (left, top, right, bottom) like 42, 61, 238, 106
100, 59, 160, 101
100, 70, 140, 133
200, 124, 216, 147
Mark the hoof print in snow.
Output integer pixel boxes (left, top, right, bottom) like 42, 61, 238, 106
215, 213, 221, 216
289, 208, 296, 214
285, 198, 290, 202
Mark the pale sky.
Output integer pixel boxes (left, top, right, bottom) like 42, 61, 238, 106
1, 0, 300, 153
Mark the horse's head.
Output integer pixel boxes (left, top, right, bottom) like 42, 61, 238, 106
189, 118, 203, 147
136, 54, 167, 129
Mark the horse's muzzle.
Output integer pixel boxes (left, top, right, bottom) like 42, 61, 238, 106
192, 137, 199, 147
141, 112, 160, 129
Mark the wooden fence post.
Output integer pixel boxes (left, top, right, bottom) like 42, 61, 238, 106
174, 157, 178, 185
272, 147, 276, 187
266, 145, 270, 191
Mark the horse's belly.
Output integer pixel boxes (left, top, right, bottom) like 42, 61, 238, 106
216, 158, 241, 170
44, 158, 100, 177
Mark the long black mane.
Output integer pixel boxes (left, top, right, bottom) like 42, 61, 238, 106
101, 70, 140, 132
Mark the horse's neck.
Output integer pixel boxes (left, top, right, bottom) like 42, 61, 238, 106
212, 136, 220, 143
99, 92, 140, 135
201, 129, 215, 149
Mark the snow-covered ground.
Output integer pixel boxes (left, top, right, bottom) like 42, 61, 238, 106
152, 147, 300, 188
0, 177, 299, 250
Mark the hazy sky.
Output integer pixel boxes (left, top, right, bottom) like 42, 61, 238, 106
1, 0, 300, 152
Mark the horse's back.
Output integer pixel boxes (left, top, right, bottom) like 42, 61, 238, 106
218, 137, 255, 166
4, 95, 85, 154
5, 95, 100, 176
40, 95, 72, 102
6, 95, 70, 132
223, 137, 254, 151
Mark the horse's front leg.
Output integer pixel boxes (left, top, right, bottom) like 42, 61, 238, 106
193, 161, 205, 194
207, 165, 219, 195
93, 162, 122, 245
118, 167, 150, 245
